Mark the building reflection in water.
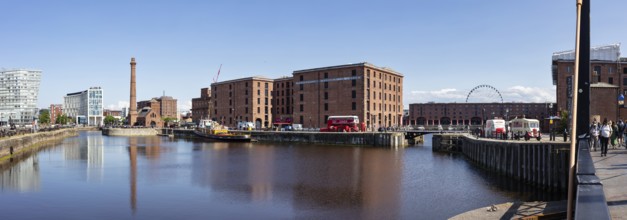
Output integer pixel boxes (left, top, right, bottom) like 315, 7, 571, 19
192, 142, 274, 201
0, 155, 40, 192
63, 131, 104, 181
127, 136, 165, 214
292, 147, 403, 219
191, 143, 403, 219
129, 137, 138, 214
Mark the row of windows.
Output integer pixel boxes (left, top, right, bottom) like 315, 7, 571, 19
214, 106, 270, 115
566, 65, 627, 75
298, 102, 358, 112
273, 89, 292, 97
366, 69, 402, 83
366, 79, 401, 92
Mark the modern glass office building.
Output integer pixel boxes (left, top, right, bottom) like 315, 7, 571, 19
0, 69, 42, 126
64, 87, 103, 126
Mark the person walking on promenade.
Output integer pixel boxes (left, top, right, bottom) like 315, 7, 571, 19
600, 118, 612, 157
563, 128, 568, 142
618, 119, 625, 148
624, 119, 627, 148
589, 121, 599, 151
611, 120, 618, 149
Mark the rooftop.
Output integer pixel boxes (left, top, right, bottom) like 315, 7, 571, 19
552, 43, 622, 61
591, 82, 619, 88
293, 62, 403, 76
212, 76, 274, 86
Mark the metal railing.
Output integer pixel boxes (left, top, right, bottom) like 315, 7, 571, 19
574, 137, 611, 219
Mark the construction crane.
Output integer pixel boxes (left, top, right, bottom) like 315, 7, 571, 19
212, 64, 222, 83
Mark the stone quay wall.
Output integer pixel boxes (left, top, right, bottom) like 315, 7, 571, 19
0, 128, 78, 161
460, 136, 570, 190
242, 131, 406, 147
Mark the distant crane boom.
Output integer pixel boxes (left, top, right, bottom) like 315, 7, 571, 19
212, 64, 222, 83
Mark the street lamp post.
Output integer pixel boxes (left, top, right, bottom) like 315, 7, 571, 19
618, 94, 624, 120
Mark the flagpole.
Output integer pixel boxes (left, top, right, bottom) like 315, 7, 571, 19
567, 0, 584, 219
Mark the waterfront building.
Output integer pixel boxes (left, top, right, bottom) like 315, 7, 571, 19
49, 104, 63, 124
408, 102, 555, 128
137, 96, 178, 119
191, 88, 212, 124
211, 76, 274, 128
552, 43, 627, 120
292, 62, 403, 129
0, 69, 42, 126
63, 87, 104, 126
121, 107, 129, 121
136, 99, 163, 127
103, 109, 123, 121
271, 77, 293, 126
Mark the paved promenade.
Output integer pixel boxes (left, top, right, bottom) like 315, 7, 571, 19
592, 145, 627, 219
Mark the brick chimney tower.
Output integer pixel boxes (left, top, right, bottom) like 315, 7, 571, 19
129, 57, 138, 125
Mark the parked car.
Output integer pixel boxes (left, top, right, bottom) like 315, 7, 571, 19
416, 126, 425, 130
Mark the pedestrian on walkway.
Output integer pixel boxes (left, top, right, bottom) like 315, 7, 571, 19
624, 119, 627, 148
600, 118, 612, 157
589, 121, 599, 151
619, 119, 626, 148
611, 120, 618, 149
563, 128, 568, 142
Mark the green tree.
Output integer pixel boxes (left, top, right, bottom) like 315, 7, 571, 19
39, 111, 50, 125
162, 117, 176, 127
56, 114, 69, 125
104, 115, 116, 126
559, 111, 570, 133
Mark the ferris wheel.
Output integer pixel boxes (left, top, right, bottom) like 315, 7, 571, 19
465, 84, 503, 103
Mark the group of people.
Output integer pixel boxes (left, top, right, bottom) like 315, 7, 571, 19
589, 118, 626, 157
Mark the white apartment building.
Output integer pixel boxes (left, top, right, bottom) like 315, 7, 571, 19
64, 87, 103, 126
0, 69, 42, 126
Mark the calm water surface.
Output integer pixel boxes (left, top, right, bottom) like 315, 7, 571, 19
0, 131, 564, 219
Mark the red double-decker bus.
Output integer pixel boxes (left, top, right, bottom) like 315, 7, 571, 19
320, 116, 365, 132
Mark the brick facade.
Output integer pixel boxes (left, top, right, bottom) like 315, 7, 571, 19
191, 88, 212, 123
211, 77, 274, 128
272, 77, 293, 125
103, 109, 122, 117
553, 54, 627, 120
590, 83, 619, 122
136, 99, 163, 128
49, 104, 63, 124
137, 96, 177, 119
207, 63, 402, 130
292, 63, 403, 129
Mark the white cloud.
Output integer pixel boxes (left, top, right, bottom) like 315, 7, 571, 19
502, 86, 555, 103
106, 101, 129, 110
178, 100, 192, 112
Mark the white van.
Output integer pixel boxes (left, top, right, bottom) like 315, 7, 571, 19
509, 118, 541, 140
237, 121, 255, 130
485, 119, 506, 138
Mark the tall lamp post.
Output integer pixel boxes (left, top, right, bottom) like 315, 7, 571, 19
618, 94, 624, 119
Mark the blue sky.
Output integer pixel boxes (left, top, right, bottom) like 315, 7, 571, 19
2, 0, 627, 111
